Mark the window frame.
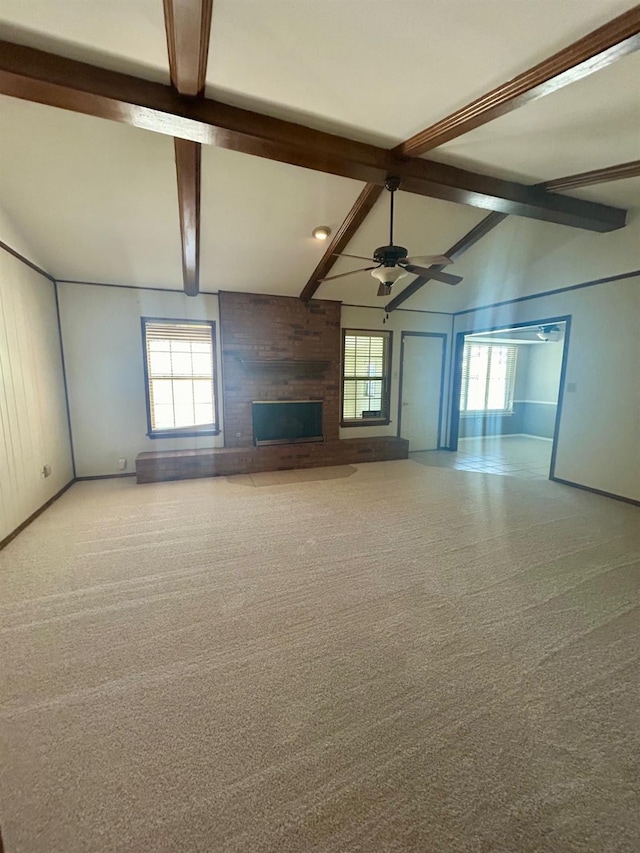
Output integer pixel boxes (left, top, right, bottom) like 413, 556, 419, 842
459, 341, 517, 417
141, 316, 220, 439
341, 328, 393, 427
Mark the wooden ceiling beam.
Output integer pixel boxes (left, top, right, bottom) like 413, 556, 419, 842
393, 159, 623, 231
385, 158, 640, 311
541, 159, 640, 192
163, 0, 214, 296
0, 40, 626, 233
164, 0, 213, 96
171, 134, 203, 295
302, 8, 639, 303
394, 6, 640, 158
300, 183, 383, 302
174, 138, 201, 296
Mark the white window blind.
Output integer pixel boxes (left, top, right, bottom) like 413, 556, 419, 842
459, 343, 517, 414
342, 331, 391, 421
143, 320, 217, 433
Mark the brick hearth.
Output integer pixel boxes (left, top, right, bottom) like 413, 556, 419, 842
136, 437, 409, 483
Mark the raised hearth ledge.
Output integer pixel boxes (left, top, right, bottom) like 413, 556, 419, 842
136, 437, 408, 484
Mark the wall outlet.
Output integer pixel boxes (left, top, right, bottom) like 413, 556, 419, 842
118, 458, 127, 470
42, 464, 52, 478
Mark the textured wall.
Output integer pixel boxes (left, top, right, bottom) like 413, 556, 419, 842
0, 246, 73, 540
219, 292, 341, 447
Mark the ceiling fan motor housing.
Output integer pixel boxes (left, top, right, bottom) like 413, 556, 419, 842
373, 244, 408, 266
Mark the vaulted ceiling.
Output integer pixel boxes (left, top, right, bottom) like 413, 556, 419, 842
0, 0, 638, 312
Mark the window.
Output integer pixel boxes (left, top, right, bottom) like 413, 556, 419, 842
342, 330, 392, 425
142, 318, 219, 437
460, 343, 517, 415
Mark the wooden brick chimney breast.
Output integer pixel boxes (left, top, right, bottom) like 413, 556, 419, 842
219, 292, 342, 447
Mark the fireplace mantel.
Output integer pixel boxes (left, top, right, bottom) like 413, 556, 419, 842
236, 357, 331, 377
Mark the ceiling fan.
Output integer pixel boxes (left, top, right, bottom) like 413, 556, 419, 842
318, 176, 463, 296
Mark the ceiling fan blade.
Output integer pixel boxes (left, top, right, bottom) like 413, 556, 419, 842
402, 264, 463, 285
404, 254, 452, 266
332, 253, 376, 262
319, 266, 378, 282
428, 269, 463, 286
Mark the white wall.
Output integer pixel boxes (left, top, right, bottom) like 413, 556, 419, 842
340, 306, 452, 442
0, 213, 74, 540
55, 272, 640, 501
59, 290, 453, 474
453, 277, 640, 501
58, 284, 224, 478
522, 341, 563, 403
513, 346, 530, 401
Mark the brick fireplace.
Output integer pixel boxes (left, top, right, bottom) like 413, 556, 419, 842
135, 292, 408, 482
218, 291, 341, 447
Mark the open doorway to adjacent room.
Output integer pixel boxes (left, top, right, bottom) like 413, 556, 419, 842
412, 318, 569, 480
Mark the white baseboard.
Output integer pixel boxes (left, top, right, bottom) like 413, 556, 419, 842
516, 433, 553, 441
459, 433, 552, 442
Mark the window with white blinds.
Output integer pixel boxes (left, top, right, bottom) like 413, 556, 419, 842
142, 319, 219, 436
342, 330, 391, 423
459, 342, 517, 414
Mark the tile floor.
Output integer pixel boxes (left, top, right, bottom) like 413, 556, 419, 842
410, 435, 553, 480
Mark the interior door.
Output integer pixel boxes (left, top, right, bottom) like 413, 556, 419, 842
400, 334, 444, 451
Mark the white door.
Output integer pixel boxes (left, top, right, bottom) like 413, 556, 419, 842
400, 335, 444, 451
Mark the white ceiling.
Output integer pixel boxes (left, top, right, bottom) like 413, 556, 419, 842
0, 0, 638, 310
200, 147, 363, 295
0, 0, 636, 143
564, 178, 640, 209
467, 323, 567, 344
0, 1, 169, 82
204, 0, 638, 143
414, 208, 640, 314
0, 95, 183, 286
430, 51, 640, 187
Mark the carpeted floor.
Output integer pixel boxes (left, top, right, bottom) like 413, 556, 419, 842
1, 460, 639, 852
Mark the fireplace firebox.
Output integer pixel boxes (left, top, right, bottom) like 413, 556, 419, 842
252, 400, 323, 446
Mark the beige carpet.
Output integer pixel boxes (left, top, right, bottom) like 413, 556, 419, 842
1, 461, 639, 852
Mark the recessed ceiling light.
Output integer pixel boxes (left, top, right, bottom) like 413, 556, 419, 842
312, 226, 331, 240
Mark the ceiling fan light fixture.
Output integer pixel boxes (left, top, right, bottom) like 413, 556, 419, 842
312, 225, 331, 240
371, 266, 408, 286
536, 324, 562, 342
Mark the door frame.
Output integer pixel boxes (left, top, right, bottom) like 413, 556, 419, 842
448, 315, 572, 479
398, 331, 448, 450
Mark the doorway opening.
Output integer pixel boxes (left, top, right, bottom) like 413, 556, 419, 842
414, 317, 570, 480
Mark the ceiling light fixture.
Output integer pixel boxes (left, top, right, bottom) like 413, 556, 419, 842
536, 324, 562, 342
312, 226, 331, 240
371, 266, 408, 286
